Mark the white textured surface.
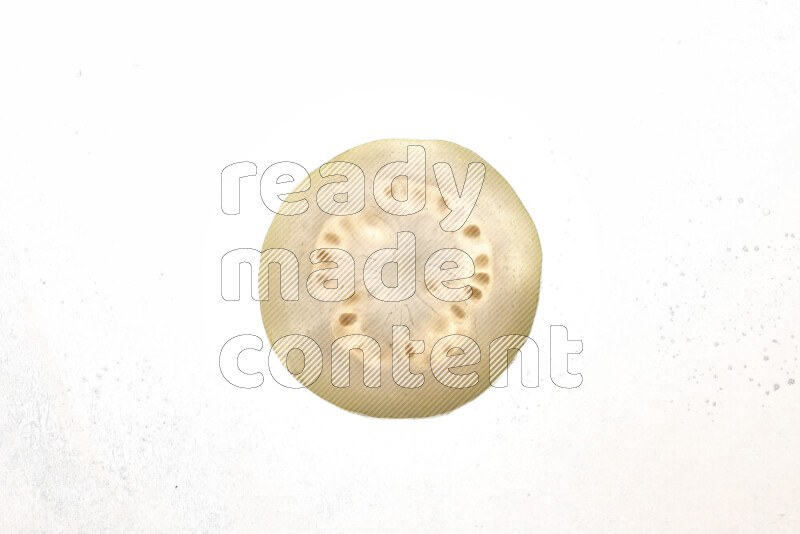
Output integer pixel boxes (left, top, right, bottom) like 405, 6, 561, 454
1, 1, 799, 532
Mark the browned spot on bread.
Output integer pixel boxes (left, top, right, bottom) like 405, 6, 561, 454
474, 272, 490, 285
475, 254, 489, 268
464, 225, 481, 238
450, 305, 466, 319
339, 313, 357, 326
470, 286, 482, 300
324, 232, 340, 244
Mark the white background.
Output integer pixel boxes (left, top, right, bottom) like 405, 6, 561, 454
1, 1, 799, 532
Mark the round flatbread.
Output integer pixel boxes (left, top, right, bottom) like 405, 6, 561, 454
259, 139, 542, 418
